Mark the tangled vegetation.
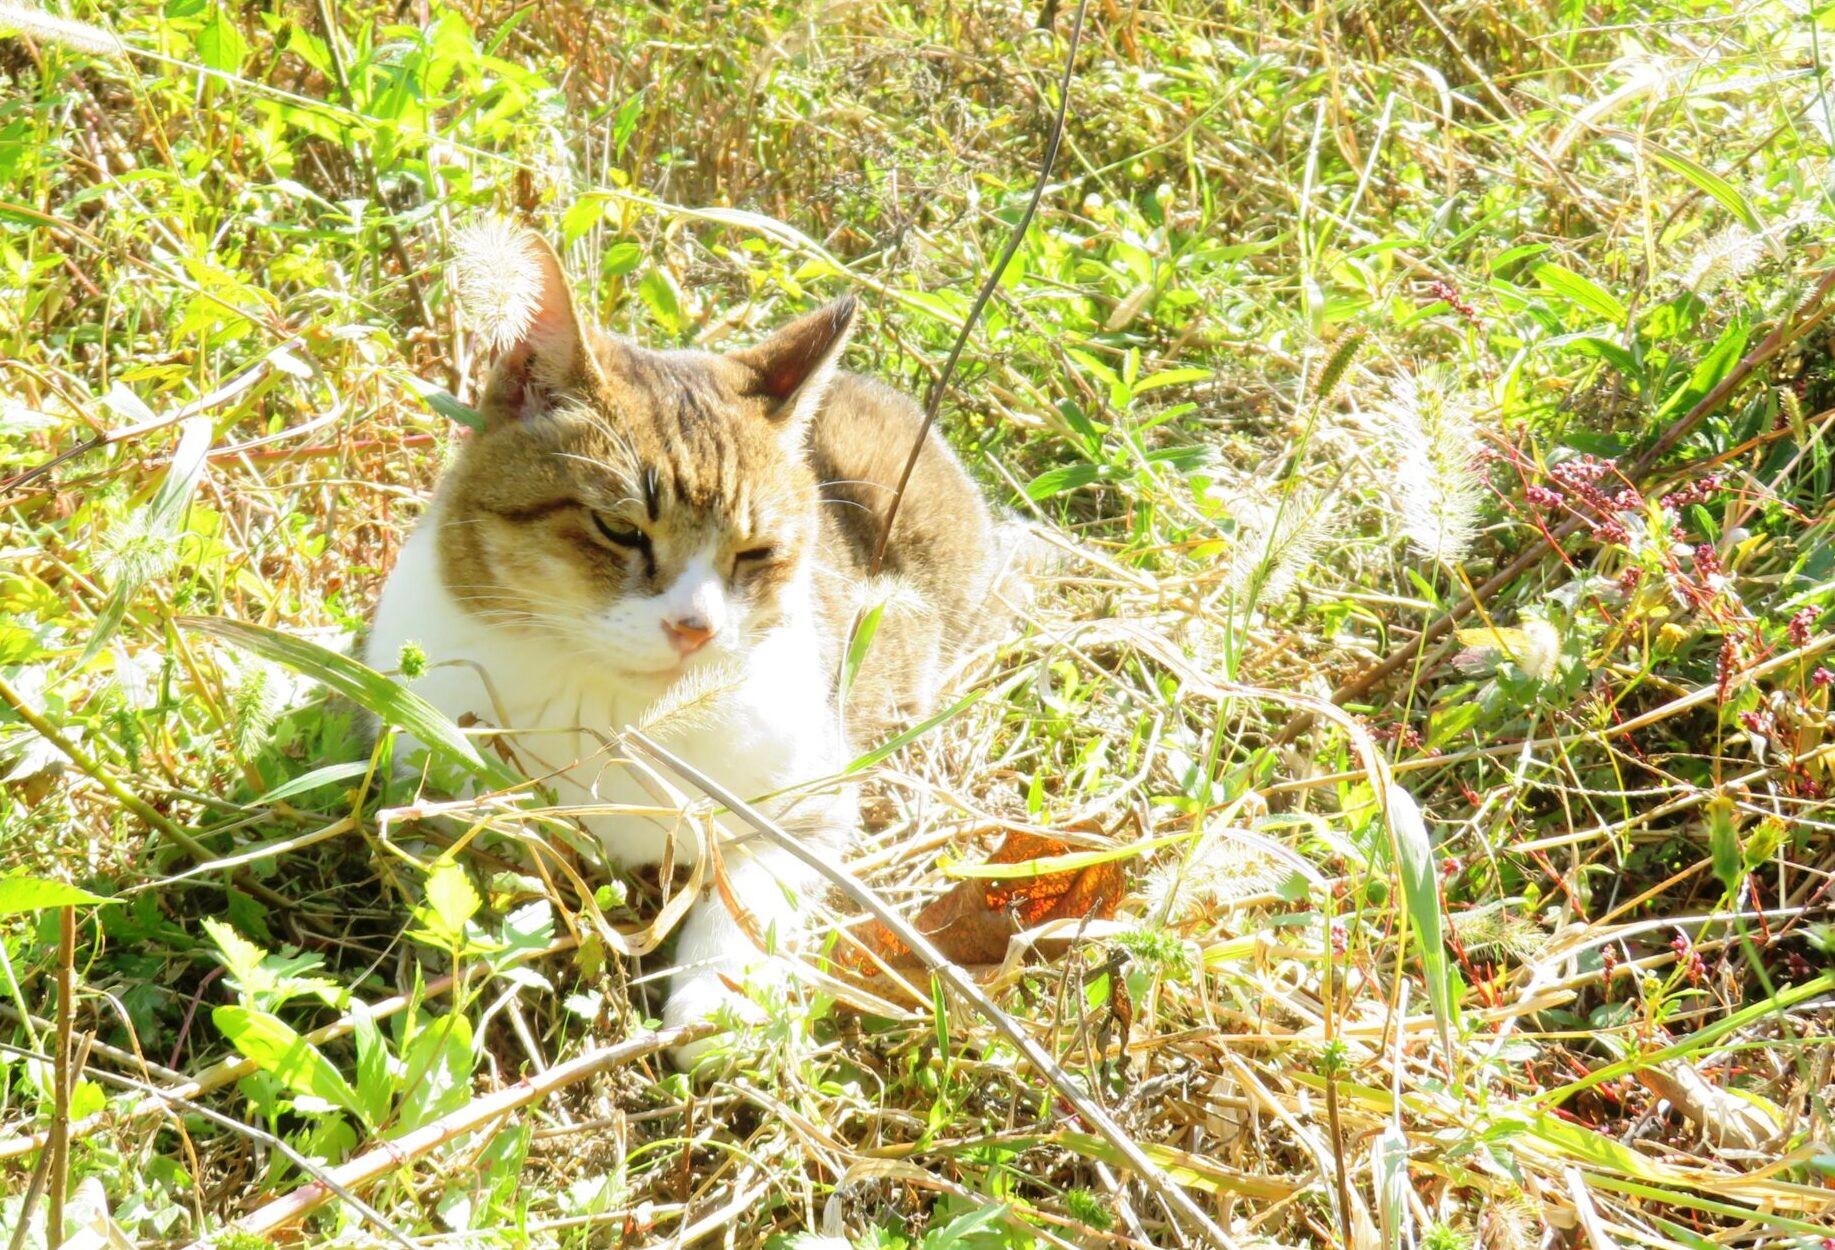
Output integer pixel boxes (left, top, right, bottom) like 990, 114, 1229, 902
3, 0, 1835, 1245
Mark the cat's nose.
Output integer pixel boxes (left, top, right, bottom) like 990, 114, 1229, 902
662, 616, 716, 654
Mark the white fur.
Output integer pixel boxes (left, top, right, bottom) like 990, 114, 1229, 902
365, 495, 845, 1068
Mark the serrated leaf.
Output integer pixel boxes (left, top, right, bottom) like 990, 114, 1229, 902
351, 1001, 391, 1130
213, 1005, 360, 1115
636, 269, 683, 336
397, 1013, 474, 1133
201, 916, 266, 986
177, 616, 486, 771
0, 876, 117, 917
197, 5, 249, 73
426, 859, 481, 937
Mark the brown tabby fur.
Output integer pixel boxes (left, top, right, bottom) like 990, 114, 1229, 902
434, 238, 1016, 732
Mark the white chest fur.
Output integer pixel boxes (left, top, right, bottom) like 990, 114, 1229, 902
363, 500, 844, 868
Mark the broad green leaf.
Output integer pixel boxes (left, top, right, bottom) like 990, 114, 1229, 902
213, 1005, 360, 1115
1535, 263, 1627, 326
0, 876, 116, 917
636, 269, 684, 336
1653, 316, 1748, 424
1706, 796, 1743, 898
1025, 463, 1103, 501
396, 1013, 475, 1133
1647, 146, 1761, 232
1386, 784, 1456, 1068
350, 1001, 392, 1130
1131, 367, 1212, 395
197, 5, 249, 73
178, 616, 486, 770
601, 242, 643, 276
425, 859, 481, 938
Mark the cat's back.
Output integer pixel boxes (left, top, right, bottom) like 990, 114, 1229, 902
809, 373, 1026, 723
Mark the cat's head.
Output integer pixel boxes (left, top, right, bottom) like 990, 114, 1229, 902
436, 228, 856, 683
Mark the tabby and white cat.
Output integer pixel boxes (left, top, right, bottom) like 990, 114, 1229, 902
365, 227, 1023, 1065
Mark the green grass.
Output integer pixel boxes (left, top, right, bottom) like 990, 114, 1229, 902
4, 0, 1835, 1245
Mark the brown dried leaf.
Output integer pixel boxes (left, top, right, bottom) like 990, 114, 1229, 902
848, 830, 1124, 969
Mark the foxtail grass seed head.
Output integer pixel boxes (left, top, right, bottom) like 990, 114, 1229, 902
0, 0, 123, 54
1680, 223, 1765, 295
1311, 329, 1364, 408
1225, 485, 1338, 610
1144, 830, 1290, 925
453, 218, 546, 352
1378, 365, 1486, 566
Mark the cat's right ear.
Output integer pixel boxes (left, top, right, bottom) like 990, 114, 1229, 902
460, 224, 603, 428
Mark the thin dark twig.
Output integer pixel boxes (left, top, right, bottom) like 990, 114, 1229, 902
0, 1039, 417, 1250
868, 0, 1088, 575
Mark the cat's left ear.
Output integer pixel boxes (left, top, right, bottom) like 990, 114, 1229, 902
730, 295, 858, 434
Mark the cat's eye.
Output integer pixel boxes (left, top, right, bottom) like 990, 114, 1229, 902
592, 513, 648, 549
735, 545, 776, 564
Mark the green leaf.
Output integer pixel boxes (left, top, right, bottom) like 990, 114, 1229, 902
213, 1005, 360, 1115
197, 4, 250, 73
425, 859, 482, 939
1025, 463, 1103, 501
0, 876, 116, 917
1538, 970, 1835, 1107
1130, 367, 1212, 395
396, 1013, 474, 1133
602, 242, 643, 276
252, 760, 372, 805
1706, 797, 1743, 898
839, 600, 885, 707
201, 916, 266, 988
403, 374, 484, 432
1653, 316, 1748, 424
1646, 146, 1762, 232
1386, 784, 1456, 1068
636, 269, 684, 336
350, 1001, 392, 1130
1535, 263, 1628, 327
177, 616, 488, 771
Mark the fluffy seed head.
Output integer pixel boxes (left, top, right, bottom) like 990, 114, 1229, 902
1378, 365, 1486, 566
1680, 223, 1766, 295
0, 0, 123, 55
1224, 484, 1339, 609
452, 218, 547, 352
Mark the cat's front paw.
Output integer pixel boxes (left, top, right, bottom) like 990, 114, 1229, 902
662, 966, 772, 1071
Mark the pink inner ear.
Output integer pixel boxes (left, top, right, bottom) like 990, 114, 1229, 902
759, 355, 817, 400
745, 297, 857, 402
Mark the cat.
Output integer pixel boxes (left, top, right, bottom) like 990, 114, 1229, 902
364, 225, 1027, 1067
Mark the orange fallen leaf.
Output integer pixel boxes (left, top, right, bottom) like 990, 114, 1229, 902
848, 830, 1124, 969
